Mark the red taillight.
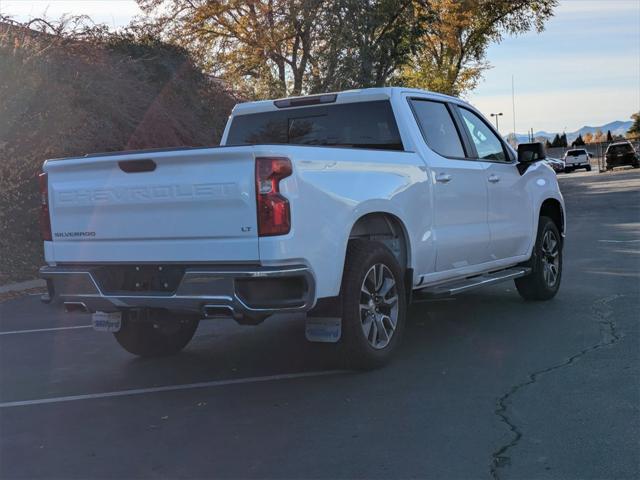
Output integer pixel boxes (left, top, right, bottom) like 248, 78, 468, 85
255, 157, 292, 236
38, 172, 52, 241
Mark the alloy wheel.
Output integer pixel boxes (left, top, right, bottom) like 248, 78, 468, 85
359, 264, 399, 349
541, 230, 560, 287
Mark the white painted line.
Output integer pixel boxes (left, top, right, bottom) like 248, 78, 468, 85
0, 325, 92, 336
0, 371, 347, 408
598, 239, 640, 243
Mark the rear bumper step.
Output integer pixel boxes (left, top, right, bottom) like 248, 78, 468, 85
414, 267, 531, 300
41, 264, 315, 321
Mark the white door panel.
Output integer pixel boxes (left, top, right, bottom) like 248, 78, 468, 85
486, 163, 534, 259
431, 160, 491, 271
406, 96, 491, 273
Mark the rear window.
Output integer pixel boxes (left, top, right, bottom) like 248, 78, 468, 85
226, 100, 404, 151
608, 144, 633, 154
566, 150, 586, 156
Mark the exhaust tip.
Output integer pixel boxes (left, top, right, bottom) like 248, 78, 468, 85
64, 302, 89, 313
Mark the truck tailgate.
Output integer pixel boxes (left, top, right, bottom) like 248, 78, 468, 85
44, 147, 259, 263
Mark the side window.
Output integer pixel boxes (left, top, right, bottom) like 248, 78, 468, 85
458, 108, 507, 162
410, 99, 465, 158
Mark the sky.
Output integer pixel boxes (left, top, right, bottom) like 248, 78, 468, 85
1, 0, 639, 135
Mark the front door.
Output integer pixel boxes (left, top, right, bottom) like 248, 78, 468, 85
455, 106, 534, 260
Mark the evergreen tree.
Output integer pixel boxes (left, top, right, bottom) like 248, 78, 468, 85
560, 133, 568, 147
572, 134, 585, 146
606, 130, 613, 142
551, 133, 561, 147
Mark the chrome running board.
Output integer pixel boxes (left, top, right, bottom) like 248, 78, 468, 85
414, 267, 531, 300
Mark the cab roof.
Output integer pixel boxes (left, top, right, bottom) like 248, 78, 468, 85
231, 87, 468, 116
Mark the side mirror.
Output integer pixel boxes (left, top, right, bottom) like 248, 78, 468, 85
517, 142, 546, 163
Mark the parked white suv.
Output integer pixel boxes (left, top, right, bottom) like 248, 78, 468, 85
39, 87, 565, 368
563, 148, 592, 172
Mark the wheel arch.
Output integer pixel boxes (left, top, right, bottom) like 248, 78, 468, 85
348, 212, 412, 271
310, 211, 413, 316
539, 198, 564, 237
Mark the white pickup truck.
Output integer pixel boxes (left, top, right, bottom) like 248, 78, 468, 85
40, 87, 565, 369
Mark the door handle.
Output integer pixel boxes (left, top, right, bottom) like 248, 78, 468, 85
435, 173, 452, 184
488, 174, 500, 183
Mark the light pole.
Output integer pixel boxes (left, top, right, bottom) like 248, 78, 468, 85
490, 112, 503, 132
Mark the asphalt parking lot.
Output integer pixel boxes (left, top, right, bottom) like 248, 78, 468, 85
1, 169, 639, 480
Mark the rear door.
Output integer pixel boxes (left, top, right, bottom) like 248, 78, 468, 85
454, 106, 534, 260
409, 98, 491, 272
45, 147, 259, 263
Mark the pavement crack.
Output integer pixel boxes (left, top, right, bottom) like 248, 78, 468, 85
489, 294, 624, 480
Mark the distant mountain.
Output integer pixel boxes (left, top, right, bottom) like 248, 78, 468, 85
506, 120, 632, 144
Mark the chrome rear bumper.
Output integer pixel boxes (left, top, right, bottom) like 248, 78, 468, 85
40, 264, 315, 322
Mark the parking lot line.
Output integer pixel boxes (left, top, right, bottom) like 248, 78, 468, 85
0, 325, 92, 336
0, 370, 347, 408
598, 239, 640, 243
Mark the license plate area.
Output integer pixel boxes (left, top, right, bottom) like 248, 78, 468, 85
92, 311, 122, 332
91, 265, 185, 295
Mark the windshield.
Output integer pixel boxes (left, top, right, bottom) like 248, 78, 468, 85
226, 100, 404, 150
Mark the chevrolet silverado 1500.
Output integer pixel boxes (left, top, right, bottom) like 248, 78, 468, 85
40, 87, 565, 368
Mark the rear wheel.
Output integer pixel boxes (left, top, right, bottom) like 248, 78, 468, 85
339, 240, 406, 370
515, 216, 562, 301
114, 309, 200, 357
586, 164, 592, 172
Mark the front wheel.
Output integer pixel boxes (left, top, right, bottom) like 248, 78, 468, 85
586, 165, 592, 172
515, 216, 562, 301
114, 309, 200, 357
339, 240, 406, 370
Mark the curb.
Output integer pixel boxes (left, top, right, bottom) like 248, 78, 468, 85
0, 279, 46, 294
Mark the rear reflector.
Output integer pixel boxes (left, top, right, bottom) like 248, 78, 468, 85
38, 172, 52, 241
255, 157, 292, 236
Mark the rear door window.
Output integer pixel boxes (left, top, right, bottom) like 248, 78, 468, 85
226, 100, 404, 151
409, 99, 466, 158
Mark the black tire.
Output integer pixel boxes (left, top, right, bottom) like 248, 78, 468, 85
339, 239, 406, 370
114, 309, 200, 357
515, 216, 562, 301
586, 165, 592, 172
564, 167, 571, 174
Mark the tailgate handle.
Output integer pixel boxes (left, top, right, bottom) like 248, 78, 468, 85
118, 159, 156, 173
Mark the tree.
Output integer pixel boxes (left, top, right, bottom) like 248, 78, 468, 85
137, 0, 325, 98
137, 0, 558, 98
545, 139, 552, 148
584, 132, 594, 144
550, 133, 561, 147
399, 0, 557, 96
560, 132, 567, 147
572, 134, 585, 146
606, 130, 613, 142
627, 112, 640, 139
308, 0, 421, 93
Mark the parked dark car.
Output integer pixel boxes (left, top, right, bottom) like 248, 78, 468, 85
544, 156, 565, 173
605, 141, 639, 170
